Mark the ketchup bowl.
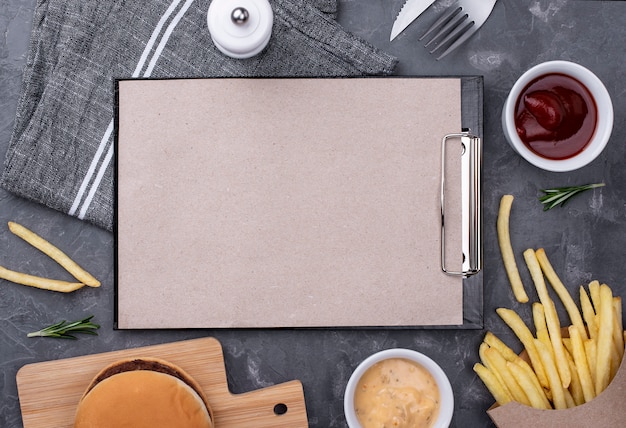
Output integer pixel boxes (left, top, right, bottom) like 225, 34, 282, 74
344, 348, 454, 428
502, 60, 613, 172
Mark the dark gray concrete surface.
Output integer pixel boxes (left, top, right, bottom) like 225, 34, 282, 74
1, 1, 625, 427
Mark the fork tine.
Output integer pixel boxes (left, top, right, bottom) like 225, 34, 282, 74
432, 23, 479, 60
429, 19, 473, 51
419, 4, 462, 42
424, 12, 468, 48
428, 17, 473, 53
420, 0, 498, 60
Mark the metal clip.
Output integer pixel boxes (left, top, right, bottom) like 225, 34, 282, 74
440, 131, 482, 277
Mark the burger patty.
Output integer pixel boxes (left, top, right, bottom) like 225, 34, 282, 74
85, 358, 194, 395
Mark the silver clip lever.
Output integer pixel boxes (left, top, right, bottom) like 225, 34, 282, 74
440, 131, 482, 277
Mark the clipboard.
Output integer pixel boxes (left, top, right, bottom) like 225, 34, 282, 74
114, 77, 483, 329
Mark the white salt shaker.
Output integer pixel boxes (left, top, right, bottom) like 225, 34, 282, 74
207, 0, 273, 59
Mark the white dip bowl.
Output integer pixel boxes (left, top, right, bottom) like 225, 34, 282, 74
344, 348, 454, 428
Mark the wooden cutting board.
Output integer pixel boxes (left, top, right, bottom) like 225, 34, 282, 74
16, 337, 308, 427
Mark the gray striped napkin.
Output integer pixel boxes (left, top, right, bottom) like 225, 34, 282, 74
2, 0, 397, 231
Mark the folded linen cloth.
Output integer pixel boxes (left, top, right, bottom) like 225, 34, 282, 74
2, 0, 397, 231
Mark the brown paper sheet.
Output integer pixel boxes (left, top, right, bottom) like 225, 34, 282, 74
115, 78, 466, 328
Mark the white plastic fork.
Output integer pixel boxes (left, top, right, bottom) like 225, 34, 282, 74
419, 0, 497, 60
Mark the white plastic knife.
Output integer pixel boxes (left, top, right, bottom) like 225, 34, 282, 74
390, 0, 436, 41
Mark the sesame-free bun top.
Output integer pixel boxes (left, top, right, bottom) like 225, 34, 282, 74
74, 357, 214, 428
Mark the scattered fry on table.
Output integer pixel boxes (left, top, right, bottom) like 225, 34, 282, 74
7, 221, 100, 287
0, 266, 85, 292
496, 195, 529, 303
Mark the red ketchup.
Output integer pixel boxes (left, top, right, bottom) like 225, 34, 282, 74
514, 73, 597, 160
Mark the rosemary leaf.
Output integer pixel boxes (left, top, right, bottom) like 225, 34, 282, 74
539, 183, 605, 211
27, 315, 100, 339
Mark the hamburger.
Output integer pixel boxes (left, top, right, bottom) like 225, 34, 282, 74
74, 357, 214, 428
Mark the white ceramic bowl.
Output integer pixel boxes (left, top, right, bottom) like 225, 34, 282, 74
502, 60, 613, 172
344, 348, 454, 428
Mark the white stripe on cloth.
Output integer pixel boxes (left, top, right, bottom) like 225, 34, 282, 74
69, 0, 192, 219
144, 0, 196, 77
68, 119, 114, 216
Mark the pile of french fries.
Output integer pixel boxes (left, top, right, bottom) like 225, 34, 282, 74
475, 195, 625, 409
0, 221, 100, 292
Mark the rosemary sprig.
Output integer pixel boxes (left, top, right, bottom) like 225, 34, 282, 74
27, 315, 100, 339
539, 182, 605, 211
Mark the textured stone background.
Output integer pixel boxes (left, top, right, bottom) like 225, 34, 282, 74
1, 1, 625, 427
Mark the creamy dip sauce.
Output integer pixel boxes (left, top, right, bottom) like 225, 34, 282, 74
354, 358, 440, 428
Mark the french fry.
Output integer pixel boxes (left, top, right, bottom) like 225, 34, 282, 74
580, 285, 598, 341
484, 347, 530, 406
8, 221, 100, 288
568, 325, 596, 403
482, 332, 550, 407
497, 307, 549, 389
524, 249, 570, 388
535, 339, 568, 410
610, 340, 621, 381
479, 342, 509, 394
536, 248, 587, 340
563, 388, 576, 409
595, 284, 614, 394
589, 280, 601, 313
519, 358, 552, 406
0, 266, 85, 293
497, 195, 529, 303
483, 331, 519, 362
584, 339, 597, 388
565, 348, 584, 406
607, 321, 622, 378
474, 363, 513, 406
562, 338, 573, 356
607, 292, 622, 380
479, 341, 490, 360
507, 360, 551, 409
532, 303, 553, 357
613, 297, 624, 361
